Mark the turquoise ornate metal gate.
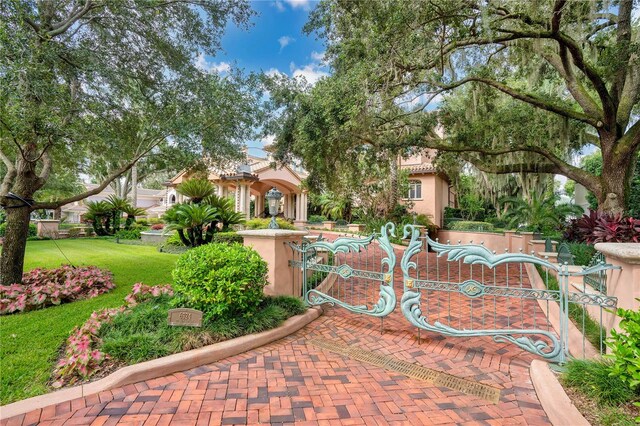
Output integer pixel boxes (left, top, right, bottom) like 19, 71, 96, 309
400, 224, 619, 363
289, 222, 619, 363
288, 223, 397, 317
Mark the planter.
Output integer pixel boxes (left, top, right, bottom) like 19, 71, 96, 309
347, 223, 365, 232
322, 221, 336, 230
140, 231, 169, 244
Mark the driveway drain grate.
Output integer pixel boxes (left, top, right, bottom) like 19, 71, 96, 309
308, 338, 501, 403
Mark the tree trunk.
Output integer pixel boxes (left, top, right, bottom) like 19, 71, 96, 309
597, 132, 634, 215
0, 206, 32, 286
130, 165, 138, 207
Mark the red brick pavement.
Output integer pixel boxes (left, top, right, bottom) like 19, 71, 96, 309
2, 238, 552, 425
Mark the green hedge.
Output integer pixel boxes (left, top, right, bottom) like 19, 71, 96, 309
244, 218, 296, 230
0, 223, 37, 237
449, 221, 494, 232
566, 242, 596, 266
211, 232, 243, 244
115, 229, 141, 240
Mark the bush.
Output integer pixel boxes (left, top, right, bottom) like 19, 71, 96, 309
67, 227, 84, 238
148, 217, 163, 225
308, 215, 327, 224
566, 242, 597, 266
172, 243, 268, 319
151, 223, 165, 230
0, 222, 37, 237
565, 211, 640, 244
607, 304, 640, 392
85, 227, 95, 237
449, 221, 495, 232
0, 265, 115, 315
136, 218, 149, 227
444, 207, 462, 219
211, 232, 243, 245
244, 217, 296, 230
115, 229, 141, 240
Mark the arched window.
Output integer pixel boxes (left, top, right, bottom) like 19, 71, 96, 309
408, 180, 422, 199
170, 194, 176, 205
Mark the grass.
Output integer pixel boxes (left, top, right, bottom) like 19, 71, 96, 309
0, 239, 179, 405
562, 359, 639, 425
99, 295, 306, 364
535, 265, 604, 349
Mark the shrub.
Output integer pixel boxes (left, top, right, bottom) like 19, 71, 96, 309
67, 227, 83, 238
244, 217, 296, 230
566, 242, 597, 266
449, 221, 495, 232
211, 232, 243, 245
0, 265, 115, 315
607, 304, 640, 392
85, 227, 95, 237
136, 218, 149, 227
172, 243, 268, 319
565, 211, 640, 244
444, 207, 462, 219
150, 223, 165, 230
308, 215, 327, 224
0, 222, 37, 237
148, 217, 163, 225
115, 229, 141, 240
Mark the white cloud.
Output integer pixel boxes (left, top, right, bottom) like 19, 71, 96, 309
273, 0, 286, 12
283, 0, 313, 10
310, 50, 325, 63
291, 63, 329, 85
278, 36, 295, 51
265, 68, 286, 78
195, 53, 231, 74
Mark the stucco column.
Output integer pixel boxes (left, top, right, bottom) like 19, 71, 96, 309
301, 192, 308, 222
237, 229, 308, 296
235, 185, 242, 213
294, 192, 306, 227
244, 186, 251, 220
216, 184, 223, 196
284, 194, 291, 219
593, 243, 640, 331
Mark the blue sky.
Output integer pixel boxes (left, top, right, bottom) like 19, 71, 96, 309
197, 0, 327, 157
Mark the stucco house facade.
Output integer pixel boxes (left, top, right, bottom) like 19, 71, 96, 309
400, 149, 456, 228
164, 153, 310, 226
61, 184, 165, 223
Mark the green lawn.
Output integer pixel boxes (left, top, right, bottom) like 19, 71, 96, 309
0, 239, 179, 405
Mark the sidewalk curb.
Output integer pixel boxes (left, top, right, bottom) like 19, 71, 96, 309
0, 307, 322, 421
530, 360, 590, 426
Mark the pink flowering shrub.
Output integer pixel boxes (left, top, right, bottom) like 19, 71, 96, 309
51, 283, 173, 388
0, 265, 115, 315
150, 223, 165, 230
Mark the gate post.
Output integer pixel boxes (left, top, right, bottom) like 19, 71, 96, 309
237, 229, 308, 297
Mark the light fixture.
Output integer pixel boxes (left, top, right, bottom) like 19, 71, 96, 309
265, 187, 283, 229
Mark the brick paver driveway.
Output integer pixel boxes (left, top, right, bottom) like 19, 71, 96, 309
3, 237, 551, 426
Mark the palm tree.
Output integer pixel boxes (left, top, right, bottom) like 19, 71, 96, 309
106, 195, 131, 231
502, 193, 583, 234
163, 204, 220, 247
176, 179, 215, 204
84, 201, 111, 236
122, 205, 146, 230
203, 194, 244, 231
318, 193, 352, 221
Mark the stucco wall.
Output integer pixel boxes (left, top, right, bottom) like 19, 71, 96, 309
403, 174, 450, 228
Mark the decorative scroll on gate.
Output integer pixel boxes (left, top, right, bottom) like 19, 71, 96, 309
400, 224, 619, 363
288, 223, 397, 317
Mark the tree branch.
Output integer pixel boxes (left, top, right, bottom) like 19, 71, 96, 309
431, 77, 598, 126
47, 0, 102, 38
0, 148, 16, 197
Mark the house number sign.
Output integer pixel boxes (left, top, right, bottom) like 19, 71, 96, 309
167, 308, 203, 327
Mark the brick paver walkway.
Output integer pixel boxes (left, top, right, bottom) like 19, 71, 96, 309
3, 236, 552, 426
